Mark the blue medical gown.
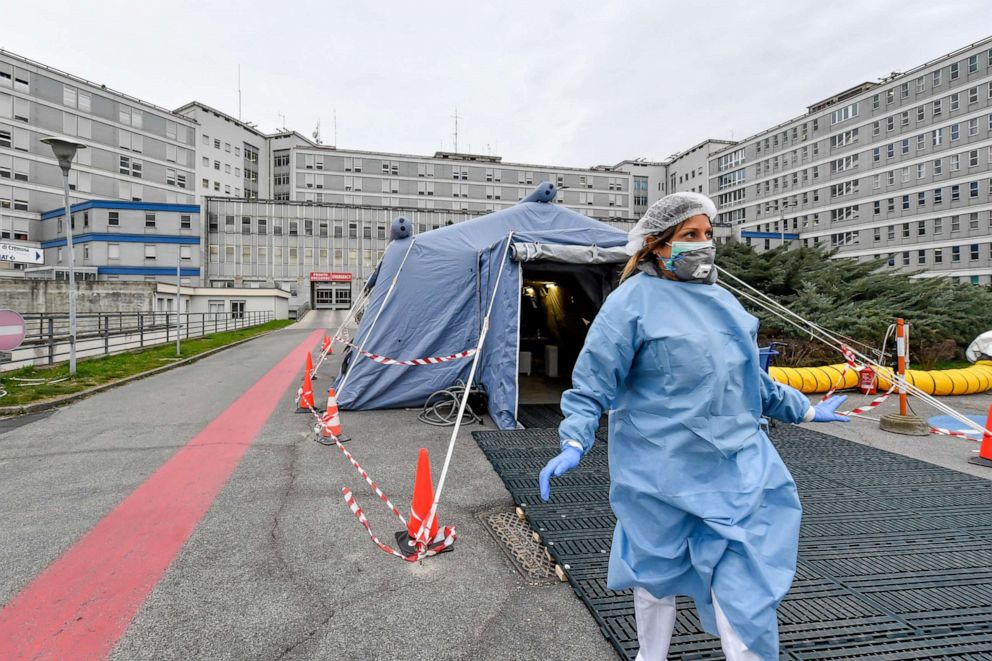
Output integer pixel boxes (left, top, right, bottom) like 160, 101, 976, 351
559, 273, 810, 660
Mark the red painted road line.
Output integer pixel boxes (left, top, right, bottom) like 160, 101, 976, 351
0, 329, 323, 660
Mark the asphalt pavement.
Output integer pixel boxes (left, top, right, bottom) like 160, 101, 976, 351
1, 307, 990, 659
0, 311, 615, 660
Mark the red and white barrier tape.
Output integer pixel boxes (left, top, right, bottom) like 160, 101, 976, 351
343, 489, 456, 562
308, 406, 407, 525
309, 405, 458, 560
342, 488, 418, 562
840, 383, 897, 416
929, 426, 986, 439
819, 364, 851, 402
334, 337, 477, 366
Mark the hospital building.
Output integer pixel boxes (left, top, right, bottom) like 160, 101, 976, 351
708, 36, 992, 285
2, 35, 992, 316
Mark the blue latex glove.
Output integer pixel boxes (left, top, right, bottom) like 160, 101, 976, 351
539, 446, 583, 501
812, 395, 850, 422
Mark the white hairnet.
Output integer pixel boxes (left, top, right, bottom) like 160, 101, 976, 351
625, 192, 718, 255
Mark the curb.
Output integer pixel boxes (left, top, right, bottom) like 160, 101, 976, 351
0, 326, 290, 417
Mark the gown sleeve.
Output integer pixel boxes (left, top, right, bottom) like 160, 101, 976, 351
559, 296, 640, 453
758, 366, 813, 423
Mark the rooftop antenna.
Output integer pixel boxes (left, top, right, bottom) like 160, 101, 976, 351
237, 64, 242, 121
313, 119, 321, 144
333, 108, 337, 146
452, 106, 460, 153
279, 113, 286, 130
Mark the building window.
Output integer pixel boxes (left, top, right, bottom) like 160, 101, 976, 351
145, 245, 156, 260
108, 211, 120, 226
242, 216, 252, 234
145, 212, 156, 228
181, 245, 192, 261
181, 214, 191, 229
108, 243, 119, 260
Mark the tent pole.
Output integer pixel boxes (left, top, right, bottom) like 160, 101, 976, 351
336, 238, 417, 399
415, 233, 515, 545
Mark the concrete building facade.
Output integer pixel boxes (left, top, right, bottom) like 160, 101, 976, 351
174, 102, 271, 201
0, 49, 198, 282
205, 198, 482, 310
36, 200, 201, 285
708, 37, 992, 284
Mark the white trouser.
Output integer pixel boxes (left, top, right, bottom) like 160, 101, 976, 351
633, 588, 761, 661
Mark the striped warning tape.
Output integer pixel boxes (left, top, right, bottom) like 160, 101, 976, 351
929, 426, 986, 439
818, 345, 863, 402
308, 405, 458, 560
840, 383, 897, 416
333, 336, 477, 366
308, 405, 407, 525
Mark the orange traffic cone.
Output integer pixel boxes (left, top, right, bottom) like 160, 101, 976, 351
321, 335, 333, 354
968, 403, 992, 467
306, 350, 317, 380
409, 448, 439, 543
394, 448, 451, 556
316, 387, 350, 445
295, 363, 315, 413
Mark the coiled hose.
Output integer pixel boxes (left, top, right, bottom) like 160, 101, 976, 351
417, 381, 487, 427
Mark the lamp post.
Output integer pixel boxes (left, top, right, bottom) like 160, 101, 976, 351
41, 136, 87, 376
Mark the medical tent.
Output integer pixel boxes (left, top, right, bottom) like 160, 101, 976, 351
334, 183, 630, 430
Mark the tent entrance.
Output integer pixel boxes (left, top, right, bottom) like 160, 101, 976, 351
517, 263, 619, 405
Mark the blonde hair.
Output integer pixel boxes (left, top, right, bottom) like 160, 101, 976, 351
620, 224, 680, 282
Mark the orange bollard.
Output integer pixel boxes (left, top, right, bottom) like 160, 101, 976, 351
968, 403, 992, 467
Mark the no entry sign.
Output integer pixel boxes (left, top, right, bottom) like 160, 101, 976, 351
0, 309, 26, 351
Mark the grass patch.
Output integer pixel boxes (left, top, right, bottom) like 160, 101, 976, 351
0, 319, 293, 407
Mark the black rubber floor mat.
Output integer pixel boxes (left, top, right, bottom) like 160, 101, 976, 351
516, 403, 607, 431
473, 425, 992, 659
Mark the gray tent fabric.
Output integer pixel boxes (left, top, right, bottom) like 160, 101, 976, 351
334, 183, 629, 430
510, 242, 630, 264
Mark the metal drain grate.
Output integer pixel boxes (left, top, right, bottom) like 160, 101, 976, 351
481, 510, 557, 583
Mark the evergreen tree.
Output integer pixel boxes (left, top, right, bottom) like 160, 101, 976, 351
716, 243, 992, 368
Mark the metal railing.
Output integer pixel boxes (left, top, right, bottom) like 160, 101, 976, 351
0, 310, 275, 372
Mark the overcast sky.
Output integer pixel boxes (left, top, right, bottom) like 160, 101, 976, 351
3, 1, 989, 167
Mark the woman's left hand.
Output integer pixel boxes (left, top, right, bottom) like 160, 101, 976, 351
812, 396, 850, 422
539, 447, 582, 501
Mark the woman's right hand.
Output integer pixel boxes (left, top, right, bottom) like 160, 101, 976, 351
539, 446, 583, 501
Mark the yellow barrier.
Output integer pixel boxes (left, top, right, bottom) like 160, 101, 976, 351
769, 361, 992, 395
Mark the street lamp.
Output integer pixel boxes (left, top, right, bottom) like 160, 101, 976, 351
41, 136, 87, 376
